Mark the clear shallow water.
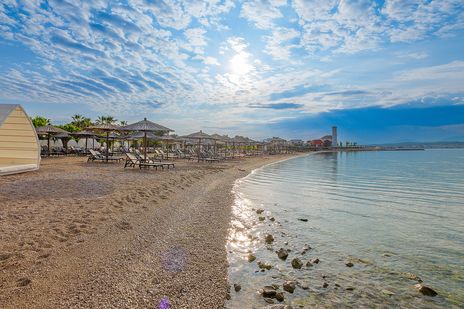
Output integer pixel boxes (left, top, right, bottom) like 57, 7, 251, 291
227, 149, 464, 308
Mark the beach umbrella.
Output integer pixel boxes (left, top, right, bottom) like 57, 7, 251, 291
35, 125, 69, 156
120, 118, 173, 161
181, 130, 217, 162
87, 123, 120, 162
54, 132, 71, 153
72, 130, 95, 152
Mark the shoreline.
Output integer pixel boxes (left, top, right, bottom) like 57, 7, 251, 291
0, 154, 298, 308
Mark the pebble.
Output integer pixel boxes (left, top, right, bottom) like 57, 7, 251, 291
262, 286, 277, 297
382, 289, 395, 296
17, 277, 31, 287
297, 218, 308, 222
258, 261, 273, 270
234, 284, 241, 292
256, 209, 264, 214
248, 254, 256, 262
265, 234, 274, 244
345, 262, 354, 267
311, 258, 320, 264
415, 284, 437, 297
346, 287, 355, 291
259, 216, 266, 221
275, 292, 285, 302
277, 248, 289, 260
283, 281, 296, 293
323, 282, 328, 288
291, 258, 303, 269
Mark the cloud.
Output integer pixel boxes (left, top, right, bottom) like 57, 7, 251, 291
250, 102, 304, 109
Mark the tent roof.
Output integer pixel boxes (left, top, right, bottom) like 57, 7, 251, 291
120, 118, 173, 132
181, 130, 216, 140
35, 124, 69, 134
71, 130, 95, 137
0, 104, 20, 127
87, 123, 120, 131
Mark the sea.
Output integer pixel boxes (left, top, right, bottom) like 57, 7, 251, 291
226, 149, 464, 308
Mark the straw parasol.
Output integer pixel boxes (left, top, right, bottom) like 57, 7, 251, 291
120, 118, 173, 161
72, 130, 95, 152
87, 123, 120, 162
35, 125, 69, 156
181, 130, 217, 162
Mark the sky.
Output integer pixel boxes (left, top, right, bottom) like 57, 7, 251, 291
0, 0, 463, 143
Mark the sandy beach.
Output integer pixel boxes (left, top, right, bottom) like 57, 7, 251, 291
0, 154, 294, 308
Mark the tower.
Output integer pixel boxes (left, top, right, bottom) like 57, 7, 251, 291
332, 126, 337, 148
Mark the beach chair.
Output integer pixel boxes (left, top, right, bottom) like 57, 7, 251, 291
124, 153, 164, 169
88, 149, 122, 162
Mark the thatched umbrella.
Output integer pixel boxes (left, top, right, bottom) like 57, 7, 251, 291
120, 118, 173, 161
35, 125, 69, 156
87, 123, 120, 162
72, 130, 95, 153
181, 130, 217, 162
54, 132, 70, 153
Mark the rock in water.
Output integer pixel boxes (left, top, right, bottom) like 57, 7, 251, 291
277, 248, 289, 260
258, 261, 273, 270
275, 292, 285, 302
248, 254, 256, 262
415, 284, 437, 297
234, 283, 241, 292
297, 218, 308, 222
256, 209, 264, 214
265, 234, 275, 244
310, 258, 320, 264
305, 261, 313, 267
259, 216, 266, 221
291, 258, 303, 269
345, 262, 354, 267
301, 244, 312, 254
322, 282, 328, 288
283, 281, 296, 293
262, 286, 277, 297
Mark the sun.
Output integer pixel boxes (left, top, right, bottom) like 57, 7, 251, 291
229, 53, 253, 75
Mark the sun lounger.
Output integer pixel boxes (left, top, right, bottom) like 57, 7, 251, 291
124, 153, 164, 169
88, 149, 123, 162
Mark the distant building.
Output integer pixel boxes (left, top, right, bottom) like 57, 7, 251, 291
310, 139, 324, 148
289, 139, 304, 146
332, 126, 337, 148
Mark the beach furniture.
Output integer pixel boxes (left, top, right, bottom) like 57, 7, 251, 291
88, 149, 122, 162
124, 152, 165, 169
0, 104, 41, 176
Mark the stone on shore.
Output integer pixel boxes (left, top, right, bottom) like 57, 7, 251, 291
405, 272, 422, 282
234, 283, 241, 292
262, 286, 277, 297
259, 216, 266, 221
283, 281, 296, 293
248, 254, 256, 262
322, 282, 328, 288
301, 244, 312, 254
415, 284, 437, 297
297, 218, 308, 222
345, 262, 354, 267
291, 258, 303, 269
258, 261, 273, 270
310, 258, 320, 264
256, 209, 264, 214
265, 234, 275, 244
275, 292, 285, 302
277, 248, 289, 260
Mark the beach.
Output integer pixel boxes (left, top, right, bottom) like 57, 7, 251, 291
0, 154, 295, 308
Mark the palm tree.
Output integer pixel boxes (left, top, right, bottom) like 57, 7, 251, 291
119, 120, 127, 126
96, 115, 118, 125
31, 116, 50, 127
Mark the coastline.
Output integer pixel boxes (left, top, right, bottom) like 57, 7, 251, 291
0, 154, 298, 308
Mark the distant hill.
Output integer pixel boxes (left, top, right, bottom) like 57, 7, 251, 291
372, 141, 464, 149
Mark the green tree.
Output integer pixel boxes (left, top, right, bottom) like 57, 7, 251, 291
56, 123, 79, 133
96, 115, 117, 124
71, 114, 92, 129
119, 120, 127, 126
31, 116, 50, 127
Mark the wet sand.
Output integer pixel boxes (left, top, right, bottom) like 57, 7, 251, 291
0, 154, 295, 308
